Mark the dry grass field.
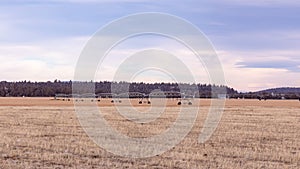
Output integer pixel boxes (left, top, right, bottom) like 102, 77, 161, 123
0, 97, 299, 168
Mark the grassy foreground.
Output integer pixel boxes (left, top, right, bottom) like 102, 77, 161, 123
0, 98, 299, 168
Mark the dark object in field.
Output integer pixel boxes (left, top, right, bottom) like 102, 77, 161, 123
177, 101, 181, 105
258, 97, 266, 101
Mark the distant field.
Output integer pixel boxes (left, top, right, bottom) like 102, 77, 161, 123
0, 98, 299, 168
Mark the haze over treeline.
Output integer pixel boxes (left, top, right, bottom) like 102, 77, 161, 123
0, 80, 299, 99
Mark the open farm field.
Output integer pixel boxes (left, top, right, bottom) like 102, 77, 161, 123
0, 97, 299, 168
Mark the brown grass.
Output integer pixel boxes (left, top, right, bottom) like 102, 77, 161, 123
0, 97, 299, 168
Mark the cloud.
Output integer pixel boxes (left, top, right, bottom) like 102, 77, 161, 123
227, 48, 300, 73
211, 30, 300, 52
0, 0, 299, 92
0, 36, 88, 81
217, 0, 300, 7
95, 34, 209, 84
0, 0, 153, 5
218, 50, 300, 91
0, 59, 73, 81
236, 60, 300, 72
63, 0, 151, 3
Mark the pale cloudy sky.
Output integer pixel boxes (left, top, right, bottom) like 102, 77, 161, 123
0, 0, 300, 91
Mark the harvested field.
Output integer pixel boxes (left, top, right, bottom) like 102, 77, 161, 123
0, 97, 299, 168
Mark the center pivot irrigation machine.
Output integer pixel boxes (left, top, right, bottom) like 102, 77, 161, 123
54, 91, 197, 106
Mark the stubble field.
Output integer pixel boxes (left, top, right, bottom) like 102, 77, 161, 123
0, 97, 299, 168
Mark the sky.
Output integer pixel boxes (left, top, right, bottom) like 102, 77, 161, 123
0, 0, 300, 92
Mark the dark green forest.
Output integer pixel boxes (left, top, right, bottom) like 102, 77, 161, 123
0, 80, 299, 100
0, 80, 235, 98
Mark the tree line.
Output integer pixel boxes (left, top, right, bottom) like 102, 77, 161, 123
0, 80, 299, 100
0, 80, 236, 98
